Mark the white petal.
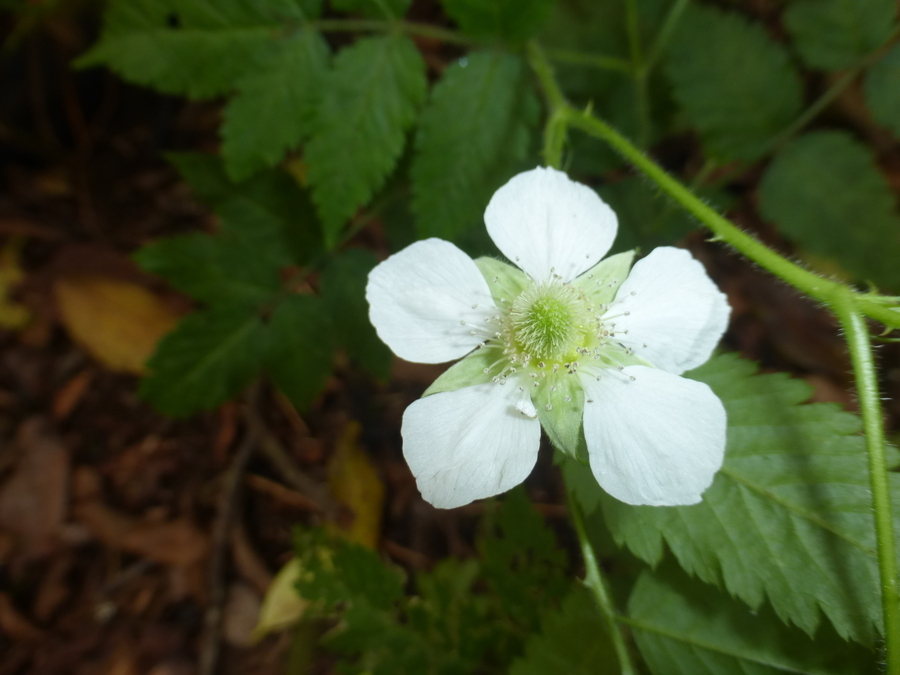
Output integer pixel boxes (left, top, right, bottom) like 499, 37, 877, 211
581, 366, 726, 506
484, 167, 617, 283
607, 247, 730, 374
402, 382, 541, 508
366, 239, 497, 364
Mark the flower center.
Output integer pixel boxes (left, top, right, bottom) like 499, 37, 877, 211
508, 282, 592, 362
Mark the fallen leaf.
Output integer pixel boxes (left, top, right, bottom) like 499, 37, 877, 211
52, 369, 94, 421
327, 421, 384, 549
223, 583, 262, 647
0, 419, 69, 558
251, 557, 307, 643
0, 593, 45, 644
54, 274, 183, 374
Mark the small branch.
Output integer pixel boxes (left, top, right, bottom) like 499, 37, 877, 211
198, 389, 261, 675
567, 492, 637, 675
832, 293, 900, 674
544, 48, 632, 74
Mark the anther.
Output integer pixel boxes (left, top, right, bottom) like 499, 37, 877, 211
563, 396, 571, 402
460, 320, 466, 325
629, 375, 636, 381
545, 403, 552, 411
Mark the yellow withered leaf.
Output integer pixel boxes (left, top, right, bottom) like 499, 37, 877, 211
54, 275, 182, 375
327, 421, 385, 550
250, 557, 307, 643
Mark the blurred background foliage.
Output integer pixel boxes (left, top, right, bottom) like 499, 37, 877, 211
1, 0, 900, 672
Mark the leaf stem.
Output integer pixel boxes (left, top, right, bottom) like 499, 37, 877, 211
832, 293, 900, 673
624, 0, 650, 148
312, 18, 475, 45
567, 491, 637, 675
643, 0, 690, 73
543, 48, 632, 74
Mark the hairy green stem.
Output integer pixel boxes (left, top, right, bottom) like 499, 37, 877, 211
567, 492, 637, 675
529, 39, 900, 667
833, 294, 900, 673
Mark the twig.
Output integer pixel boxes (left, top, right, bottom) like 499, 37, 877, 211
197, 389, 260, 675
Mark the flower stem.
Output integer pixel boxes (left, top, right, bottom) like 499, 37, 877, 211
567, 491, 637, 675
833, 293, 900, 672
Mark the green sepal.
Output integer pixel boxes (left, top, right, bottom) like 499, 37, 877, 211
571, 250, 635, 306
423, 348, 497, 396
475, 256, 529, 306
537, 375, 588, 462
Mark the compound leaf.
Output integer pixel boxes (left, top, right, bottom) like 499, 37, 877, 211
664, 4, 802, 161
759, 131, 900, 290
305, 35, 427, 246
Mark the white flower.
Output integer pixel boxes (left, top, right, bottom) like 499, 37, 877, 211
366, 167, 730, 509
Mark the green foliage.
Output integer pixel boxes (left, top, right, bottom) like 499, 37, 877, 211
331, 0, 410, 19
440, 0, 555, 41
629, 567, 876, 675
304, 35, 427, 247
293, 488, 570, 673
784, 0, 896, 71
221, 30, 330, 181
411, 52, 538, 240
865, 44, 900, 138
759, 131, 900, 289
75, 0, 307, 98
664, 4, 802, 161
140, 306, 267, 417
265, 295, 334, 411
574, 353, 898, 646
319, 249, 393, 380
509, 587, 617, 675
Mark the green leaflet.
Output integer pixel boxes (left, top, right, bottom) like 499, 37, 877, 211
139, 305, 267, 416
509, 587, 617, 675
305, 35, 427, 247
75, 0, 311, 98
663, 4, 802, 161
865, 44, 900, 139
759, 131, 900, 290
265, 295, 334, 411
784, 0, 897, 71
629, 567, 875, 675
411, 52, 539, 240
319, 249, 393, 381
440, 0, 555, 41
581, 353, 898, 646
221, 29, 330, 180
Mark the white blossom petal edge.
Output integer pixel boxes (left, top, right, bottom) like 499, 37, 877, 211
366, 166, 731, 509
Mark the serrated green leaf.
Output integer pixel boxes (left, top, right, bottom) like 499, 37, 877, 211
629, 567, 875, 675
784, 0, 896, 71
222, 29, 330, 180
587, 353, 899, 646
319, 249, 392, 380
411, 52, 539, 240
510, 587, 616, 675
759, 131, 900, 289
441, 0, 555, 41
664, 4, 802, 161
168, 152, 322, 265
134, 230, 282, 308
140, 305, 266, 416
305, 35, 426, 247
865, 44, 900, 138
265, 295, 333, 411
76, 0, 309, 98
331, 0, 410, 19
